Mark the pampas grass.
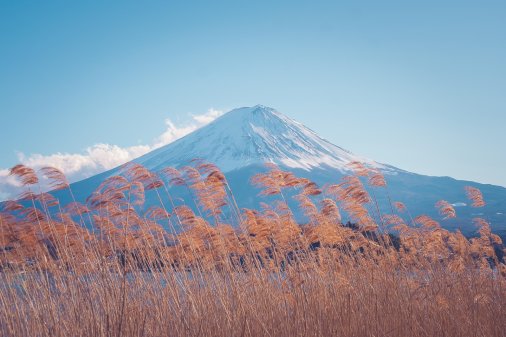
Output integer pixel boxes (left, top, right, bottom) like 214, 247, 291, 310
0, 162, 505, 337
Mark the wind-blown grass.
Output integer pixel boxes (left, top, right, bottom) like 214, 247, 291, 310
0, 162, 505, 337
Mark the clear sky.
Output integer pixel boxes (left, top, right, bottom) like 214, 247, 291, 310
1, 0, 505, 194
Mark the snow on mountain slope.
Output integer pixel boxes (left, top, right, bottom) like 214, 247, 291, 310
133, 105, 397, 173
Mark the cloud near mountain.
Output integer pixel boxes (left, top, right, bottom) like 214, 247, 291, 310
0, 108, 223, 200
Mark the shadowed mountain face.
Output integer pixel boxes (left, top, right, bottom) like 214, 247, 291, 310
53, 105, 506, 236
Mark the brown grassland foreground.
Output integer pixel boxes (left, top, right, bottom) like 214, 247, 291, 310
1, 161, 506, 337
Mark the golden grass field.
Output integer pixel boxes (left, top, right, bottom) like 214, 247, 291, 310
1, 162, 505, 337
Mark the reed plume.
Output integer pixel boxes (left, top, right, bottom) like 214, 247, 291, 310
394, 202, 406, 213
368, 170, 387, 187
465, 186, 486, 207
40, 166, 69, 191
9, 164, 39, 186
346, 161, 370, 177
436, 200, 457, 219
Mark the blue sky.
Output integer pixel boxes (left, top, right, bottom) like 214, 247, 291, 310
1, 0, 505, 194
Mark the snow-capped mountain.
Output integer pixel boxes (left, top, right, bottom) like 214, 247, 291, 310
60, 105, 506, 236
135, 105, 392, 173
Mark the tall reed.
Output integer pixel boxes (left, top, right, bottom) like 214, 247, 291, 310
0, 161, 505, 337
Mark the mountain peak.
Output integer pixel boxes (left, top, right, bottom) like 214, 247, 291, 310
134, 105, 389, 173
218, 104, 279, 121
233, 104, 276, 113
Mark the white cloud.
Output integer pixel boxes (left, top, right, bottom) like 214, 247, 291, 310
16, 144, 152, 178
153, 108, 224, 148
191, 108, 223, 124
0, 108, 223, 201
152, 120, 199, 149
0, 169, 20, 201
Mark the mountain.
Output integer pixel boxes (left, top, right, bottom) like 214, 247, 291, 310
135, 105, 392, 173
58, 105, 506, 236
